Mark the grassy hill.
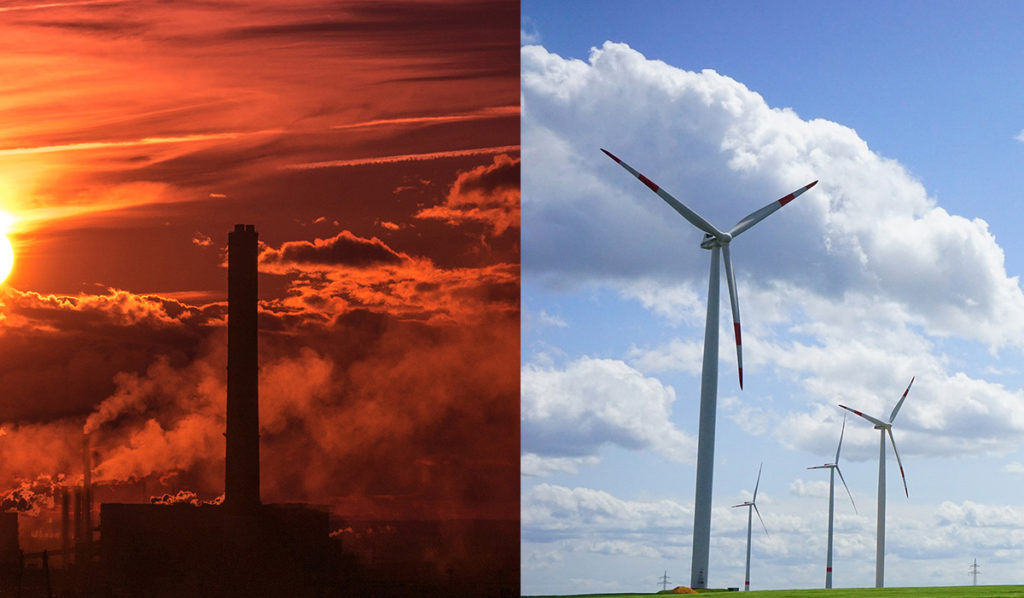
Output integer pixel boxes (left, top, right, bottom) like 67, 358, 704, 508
525, 586, 1024, 598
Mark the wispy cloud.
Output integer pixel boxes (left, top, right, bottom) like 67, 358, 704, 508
0, 130, 278, 157
332, 105, 518, 130
0, 0, 115, 12
281, 145, 520, 170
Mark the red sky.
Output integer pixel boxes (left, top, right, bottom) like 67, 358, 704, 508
0, 0, 519, 529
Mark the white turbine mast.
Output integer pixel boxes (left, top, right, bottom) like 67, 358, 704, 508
602, 147, 817, 588
807, 413, 857, 589
732, 463, 768, 592
839, 376, 915, 588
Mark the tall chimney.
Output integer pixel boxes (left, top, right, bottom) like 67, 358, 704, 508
225, 224, 260, 507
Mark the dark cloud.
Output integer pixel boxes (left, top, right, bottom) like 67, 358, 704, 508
458, 153, 519, 195
417, 153, 520, 234
0, 287, 216, 422
260, 231, 406, 269
16, 18, 146, 35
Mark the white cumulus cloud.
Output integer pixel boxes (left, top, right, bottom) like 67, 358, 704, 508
521, 357, 695, 466
522, 40, 1024, 349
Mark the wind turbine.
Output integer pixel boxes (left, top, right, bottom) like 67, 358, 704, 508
732, 463, 767, 592
807, 413, 857, 589
839, 377, 914, 588
602, 148, 817, 588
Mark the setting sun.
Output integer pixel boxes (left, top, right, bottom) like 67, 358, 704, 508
0, 212, 12, 284
0, 234, 11, 284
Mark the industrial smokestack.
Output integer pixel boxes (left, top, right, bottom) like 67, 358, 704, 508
225, 224, 260, 508
61, 487, 69, 557
82, 434, 91, 543
72, 488, 81, 546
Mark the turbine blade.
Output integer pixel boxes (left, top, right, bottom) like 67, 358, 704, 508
601, 149, 724, 238
835, 465, 857, 513
887, 428, 909, 497
807, 465, 830, 470
753, 503, 768, 536
729, 180, 818, 238
838, 404, 887, 428
835, 412, 847, 464
722, 244, 743, 389
753, 463, 763, 502
888, 376, 915, 423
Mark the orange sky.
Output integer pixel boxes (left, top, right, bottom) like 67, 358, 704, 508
0, 0, 519, 528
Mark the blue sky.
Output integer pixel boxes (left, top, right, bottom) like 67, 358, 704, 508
521, 2, 1024, 594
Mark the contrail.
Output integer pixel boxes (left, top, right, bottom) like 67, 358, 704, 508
0, 0, 116, 12
0, 130, 278, 157
332, 106, 519, 130
282, 145, 520, 170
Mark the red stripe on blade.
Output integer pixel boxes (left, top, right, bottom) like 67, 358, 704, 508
778, 193, 796, 206
734, 322, 742, 346
638, 174, 659, 192
600, 148, 621, 163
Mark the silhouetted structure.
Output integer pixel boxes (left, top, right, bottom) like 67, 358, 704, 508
226, 224, 260, 509
82, 435, 92, 542
0, 513, 18, 594
101, 502, 329, 597
0, 513, 17, 566
99, 225, 330, 597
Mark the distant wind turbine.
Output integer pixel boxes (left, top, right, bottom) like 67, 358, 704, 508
839, 377, 914, 588
807, 413, 857, 589
732, 463, 767, 592
602, 148, 817, 588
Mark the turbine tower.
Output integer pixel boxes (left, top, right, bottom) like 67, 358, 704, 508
839, 377, 914, 588
732, 464, 768, 592
807, 413, 857, 589
602, 148, 817, 588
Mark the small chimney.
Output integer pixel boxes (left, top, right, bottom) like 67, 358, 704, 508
82, 435, 91, 543
61, 487, 69, 557
72, 488, 81, 546
225, 224, 260, 508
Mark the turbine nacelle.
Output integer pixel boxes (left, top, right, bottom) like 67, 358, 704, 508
700, 231, 732, 249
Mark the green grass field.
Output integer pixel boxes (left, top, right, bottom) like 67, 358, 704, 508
524, 586, 1024, 598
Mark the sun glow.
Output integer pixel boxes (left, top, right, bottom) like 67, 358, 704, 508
0, 213, 13, 284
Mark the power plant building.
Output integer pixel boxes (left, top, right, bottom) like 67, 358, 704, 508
99, 225, 330, 597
